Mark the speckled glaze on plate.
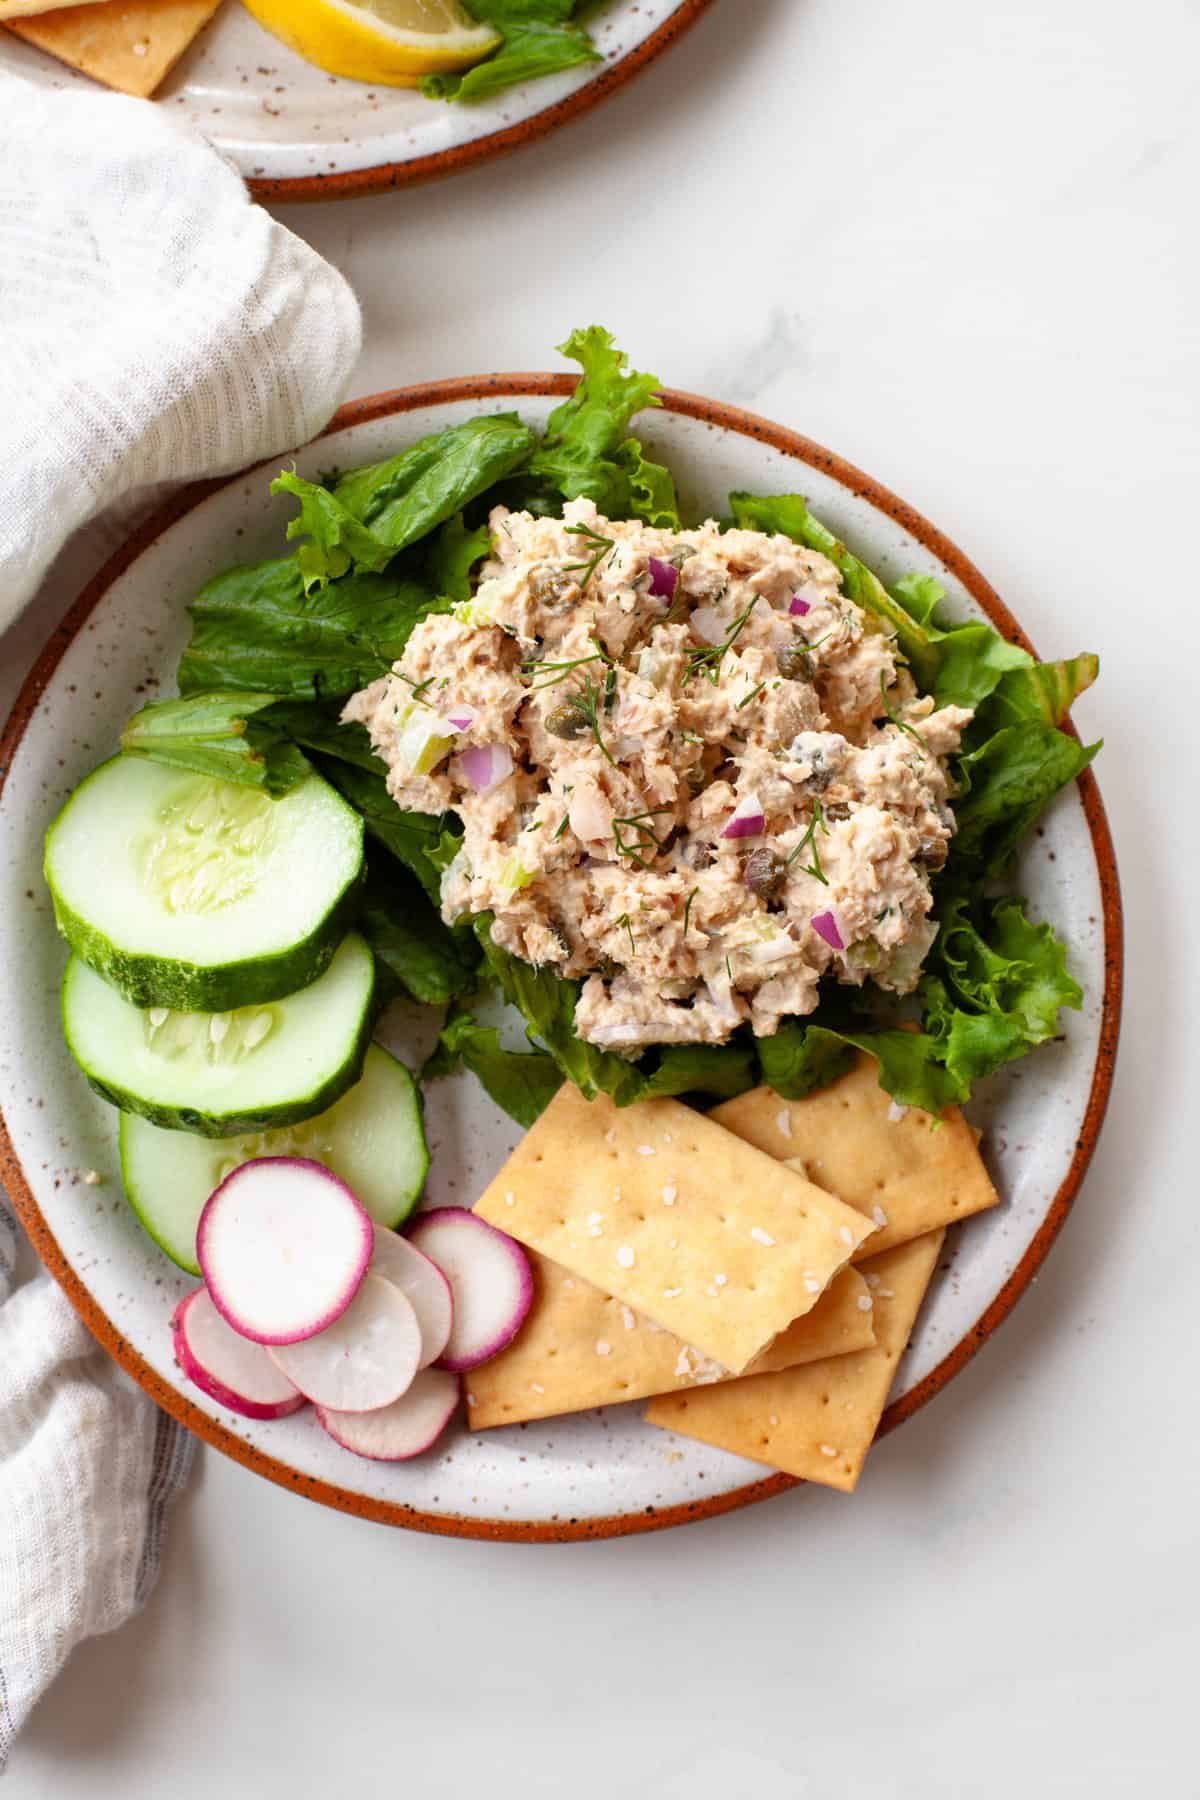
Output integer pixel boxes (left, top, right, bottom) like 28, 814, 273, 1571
0, 0, 716, 202
0, 379, 1121, 1540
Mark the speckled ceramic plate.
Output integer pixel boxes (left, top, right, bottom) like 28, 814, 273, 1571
0, 0, 714, 201
0, 378, 1121, 1540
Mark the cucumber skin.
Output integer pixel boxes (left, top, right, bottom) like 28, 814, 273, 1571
46, 862, 364, 1014
66, 964, 378, 1139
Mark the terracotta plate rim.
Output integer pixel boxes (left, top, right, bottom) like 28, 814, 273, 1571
0, 374, 1124, 1542
244, 0, 718, 205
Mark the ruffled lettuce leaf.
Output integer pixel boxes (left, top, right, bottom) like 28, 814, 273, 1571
523, 327, 680, 527
421, 1, 600, 104
176, 556, 440, 702
424, 513, 494, 601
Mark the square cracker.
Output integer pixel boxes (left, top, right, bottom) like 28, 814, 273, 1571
711, 1052, 998, 1258
645, 1230, 944, 1493
8, 1, 223, 99
474, 1084, 877, 1375
466, 1259, 876, 1430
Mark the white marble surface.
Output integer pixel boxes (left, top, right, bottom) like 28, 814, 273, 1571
2, 0, 1195, 1790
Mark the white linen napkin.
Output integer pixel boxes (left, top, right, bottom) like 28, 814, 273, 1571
0, 76, 362, 1761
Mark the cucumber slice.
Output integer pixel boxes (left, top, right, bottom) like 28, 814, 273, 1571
119, 1045, 429, 1274
63, 933, 376, 1138
45, 755, 364, 1012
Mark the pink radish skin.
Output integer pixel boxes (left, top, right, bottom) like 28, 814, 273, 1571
369, 1226, 453, 1369
317, 1367, 461, 1462
171, 1288, 306, 1422
408, 1208, 533, 1373
267, 1272, 421, 1413
197, 1157, 373, 1347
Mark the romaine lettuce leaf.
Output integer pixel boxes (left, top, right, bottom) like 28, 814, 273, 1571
332, 415, 535, 547
176, 557, 439, 702
474, 917, 756, 1108
120, 691, 311, 797
422, 1, 599, 103
357, 869, 480, 1009
422, 1000, 564, 1126
951, 723, 1099, 876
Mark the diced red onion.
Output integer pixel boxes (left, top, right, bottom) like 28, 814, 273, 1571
789, 594, 812, 616
721, 794, 765, 839
459, 742, 513, 793
444, 705, 478, 732
691, 605, 726, 644
811, 910, 845, 951
648, 556, 678, 599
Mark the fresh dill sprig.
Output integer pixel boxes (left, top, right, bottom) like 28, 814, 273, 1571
879, 672, 929, 752
521, 652, 605, 691
685, 597, 759, 686
785, 797, 830, 884
611, 807, 672, 870
614, 912, 637, 956
560, 675, 616, 767
563, 522, 616, 589
683, 887, 699, 934
395, 672, 435, 703
736, 681, 766, 711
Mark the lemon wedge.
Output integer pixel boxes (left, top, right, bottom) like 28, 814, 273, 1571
240, 0, 503, 87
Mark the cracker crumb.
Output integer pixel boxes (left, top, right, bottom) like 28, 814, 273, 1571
83, 1169, 102, 1187
636, 1144, 656, 1157
663, 1287, 683, 1299
596, 1340, 612, 1357
620, 1306, 636, 1331
887, 1100, 908, 1123
750, 1227, 776, 1247
661, 1184, 677, 1206
838, 1225, 854, 1247
674, 1347, 696, 1378
872, 1205, 889, 1228
616, 1246, 635, 1269
776, 1108, 792, 1139
819, 1444, 838, 1458
857, 1294, 873, 1312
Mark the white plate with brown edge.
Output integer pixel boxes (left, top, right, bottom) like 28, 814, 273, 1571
0, 0, 715, 202
0, 377, 1122, 1541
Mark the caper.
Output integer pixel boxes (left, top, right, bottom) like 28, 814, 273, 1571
544, 701, 589, 740
743, 847, 786, 901
684, 763, 709, 796
916, 833, 948, 869
777, 639, 815, 682
529, 567, 577, 609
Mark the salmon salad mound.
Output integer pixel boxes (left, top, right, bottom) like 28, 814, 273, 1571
344, 501, 973, 1053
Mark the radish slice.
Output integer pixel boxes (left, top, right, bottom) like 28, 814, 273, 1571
197, 1158, 373, 1347
369, 1225, 453, 1369
408, 1208, 533, 1372
316, 1368, 461, 1462
171, 1288, 306, 1422
268, 1272, 422, 1413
